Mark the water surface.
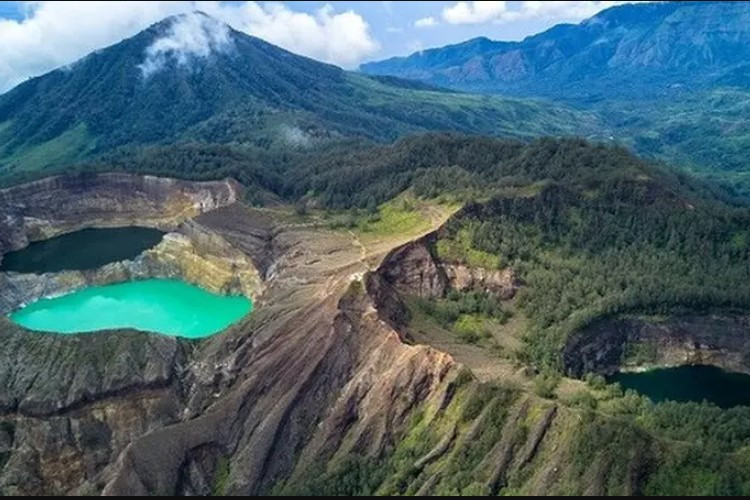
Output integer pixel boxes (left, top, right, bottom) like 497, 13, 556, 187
609, 365, 750, 408
9, 279, 252, 338
0, 227, 164, 274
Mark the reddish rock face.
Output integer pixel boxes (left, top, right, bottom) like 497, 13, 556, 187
380, 240, 448, 298
379, 236, 521, 301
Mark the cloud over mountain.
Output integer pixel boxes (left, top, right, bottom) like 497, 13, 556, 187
438, 1, 645, 26
0, 1, 379, 93
139, 12, 234, 78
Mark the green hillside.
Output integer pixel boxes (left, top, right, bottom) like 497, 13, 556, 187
0, 13, 598, 184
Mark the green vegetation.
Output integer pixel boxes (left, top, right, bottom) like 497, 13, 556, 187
0, 17, 597, 180
347, 73, 599, 140
435, 228, 501, 269
212, 457, 230, 496
351, 196, 431, 238
278, 367, 750, 496
621, 341, 659, 366
413, 289, 510, 345
596, 88, 750, 197
0, 123, 94, 174
532, 373, 560, 399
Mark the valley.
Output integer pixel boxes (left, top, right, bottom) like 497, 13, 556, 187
362, 1, 750, 195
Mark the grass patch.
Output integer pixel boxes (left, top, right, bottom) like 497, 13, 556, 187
0, 123, 95, 173
328, 192, 460, 242
356, 196, 430, 237
411, 289, 511, 346
212, 456, 230, 496
436, 228, 501, 269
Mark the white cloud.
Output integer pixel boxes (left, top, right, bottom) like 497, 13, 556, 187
518, 1, 647, 22
414, 16, 439, 28
210, 2, 379, 69
139, 13, 233, 78
442, 1, 510, 25
407, 40, 425, 54
0, 1, 380, 93
440, 1, 647, 25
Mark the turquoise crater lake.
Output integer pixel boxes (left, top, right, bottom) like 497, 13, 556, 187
9, 279, 252, 339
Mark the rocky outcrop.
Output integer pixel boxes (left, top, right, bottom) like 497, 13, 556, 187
0, 320, 181, 417
379, 236, 519, 300
443, 264, 520, 300
563, 314, 750, 377
0, 173, 241, 259
0, 317, 185, 496
380, 240, 448, 298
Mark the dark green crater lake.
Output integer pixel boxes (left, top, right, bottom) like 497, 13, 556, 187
609, 365, 750, 408
0, 227, 165, 274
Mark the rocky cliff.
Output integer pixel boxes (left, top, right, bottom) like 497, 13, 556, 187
379, 236, 520, 301
564, 314, 750, 377
0, 173, 241, 258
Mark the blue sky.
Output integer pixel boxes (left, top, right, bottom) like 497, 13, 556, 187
0, 1, 639, 92
261, 1, 593, 58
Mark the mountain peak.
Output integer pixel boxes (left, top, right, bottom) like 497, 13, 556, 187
138, 11, 235, 78
147, 10, 225, 33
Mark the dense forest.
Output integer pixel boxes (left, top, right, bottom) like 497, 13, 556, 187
67, 133, 750, 373
8, 130, 750, 375
5, 129, 750, 495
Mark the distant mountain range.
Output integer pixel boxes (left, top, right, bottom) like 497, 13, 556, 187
363, 1, 750, 102
363, 1, 750, 195
5, 5, 750, 196
0, 12, 596, 181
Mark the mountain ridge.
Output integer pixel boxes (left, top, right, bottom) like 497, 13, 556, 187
362, 1, 750, 100
361, 1, 750, 195
0, 12, 597, 182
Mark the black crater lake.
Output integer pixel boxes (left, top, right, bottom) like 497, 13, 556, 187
0, 227, 165, 274
609, 365, 750, 408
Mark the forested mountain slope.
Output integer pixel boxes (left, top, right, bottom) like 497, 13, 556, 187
0, 12, 596, 184
363, 1, 750, 195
